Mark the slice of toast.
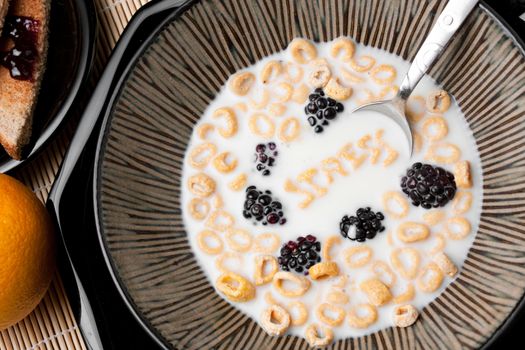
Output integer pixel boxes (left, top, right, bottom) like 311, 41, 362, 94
0, 1, 9, 34
0, 0, 50, 160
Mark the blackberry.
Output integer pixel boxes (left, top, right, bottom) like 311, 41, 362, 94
278, 235, 321, 275
304, 88, 345, 133
340, 207, 385, 242
401, 163, 456, 209
254, 142, 278, 176
243, 186, 286, 225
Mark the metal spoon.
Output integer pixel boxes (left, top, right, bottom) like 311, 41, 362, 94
353, 0, 478, 156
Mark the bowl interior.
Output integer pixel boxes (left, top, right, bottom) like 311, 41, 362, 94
96, 0, 525, 348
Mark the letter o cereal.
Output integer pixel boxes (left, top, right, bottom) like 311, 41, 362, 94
432, 252, 458, 277
275, 82, 294, 103
371, 261, 397, 288
197, 230, 223, 255
316, 303, 345, 327
370, 64, 397, 85
349, 55, 376, 72
288, 301, 309, 326
189, 142, 217, 169
331, 37, 355, 61
425, 142, 461, 164
382, 191, 409, 219
213, 152, 238, 173
273, 271, 311, 297
284, 62, 304, 83
426, 90, 451, 113
322, 235, 342, 261
249, 90, 270, 110
417, 262, 444, 293
393, 283, 415, 304
393, 305, 419, 327
206, 210, 235, 232
453, 191, 473, 214
445, 216, 471, 240
260, 304, 291, 336
397, 222, 430, 243
228, 173, 247, 191
348, 304, 378, 328
188, 197, 210, 221
249, 113, 276, 138
279, 117, 301, 142
254, 233, 281, 254
260, 60, 283, 84
215, 252, 243, 273
390, 247, 420, 280
216, 272, 256, 302
344, 246, 373, 268
289, 38, 317, 64
325, 77, 353, 100
188, 173, 216, 198
309, 63, 331, 88
305, 324, 334, 347
229, 71, 255, 96
407, 96, 426, 123
226, 228, 253, 253
422, 116, 449, 141
254, 255, 278, 286
197, 123, 215, 140
213, 107, 238, 138
429, 233, 446, 255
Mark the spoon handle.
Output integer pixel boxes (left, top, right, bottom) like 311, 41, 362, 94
398, 0, 478, 100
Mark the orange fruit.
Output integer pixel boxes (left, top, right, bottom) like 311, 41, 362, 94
0, 174, 55, 329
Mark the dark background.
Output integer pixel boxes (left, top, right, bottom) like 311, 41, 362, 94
61, 0, 525, 349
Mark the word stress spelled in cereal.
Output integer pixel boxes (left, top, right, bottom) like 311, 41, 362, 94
181, 37, 482, 347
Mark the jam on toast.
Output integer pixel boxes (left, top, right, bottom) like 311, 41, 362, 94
0, 0, 50, 160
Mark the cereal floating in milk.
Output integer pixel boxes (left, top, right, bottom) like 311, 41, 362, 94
181, 38, 482, 346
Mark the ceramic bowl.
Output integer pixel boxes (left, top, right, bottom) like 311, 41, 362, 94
95, 0, 525, 348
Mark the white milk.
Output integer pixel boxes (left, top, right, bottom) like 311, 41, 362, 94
180, 39, 482, 341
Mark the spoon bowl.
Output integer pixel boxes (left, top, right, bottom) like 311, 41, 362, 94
353, 97, 413, 156
351, 0, 478, 157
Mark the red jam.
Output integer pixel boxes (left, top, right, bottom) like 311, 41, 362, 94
0, 16, 40, 81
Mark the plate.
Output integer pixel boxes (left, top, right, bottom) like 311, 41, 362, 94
93, 0, 525, 348
0, 0, 95, 172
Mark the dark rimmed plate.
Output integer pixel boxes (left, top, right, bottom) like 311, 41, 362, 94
80, 0, 525, 348
0, 0, 95, 173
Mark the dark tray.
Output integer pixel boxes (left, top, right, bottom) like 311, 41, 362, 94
0, 0, 96, 172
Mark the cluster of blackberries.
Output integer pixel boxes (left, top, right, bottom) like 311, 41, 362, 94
254, 142, 278, 176
401, 163, 456, 209
304, 88, 344, 133
243, 186, 286, 225
278, 235, 321, 274
340, 207, 385, 242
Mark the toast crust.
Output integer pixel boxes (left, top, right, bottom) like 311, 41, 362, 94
0, 0, 8, 33
0, 0, 9, 33
0, 0, 50, 160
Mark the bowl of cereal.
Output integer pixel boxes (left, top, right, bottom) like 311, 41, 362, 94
93, 0, 525, 348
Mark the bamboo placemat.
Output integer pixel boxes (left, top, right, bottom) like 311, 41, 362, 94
2, 0, 151, 349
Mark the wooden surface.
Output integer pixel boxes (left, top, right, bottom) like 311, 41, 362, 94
1, 0, 150, 348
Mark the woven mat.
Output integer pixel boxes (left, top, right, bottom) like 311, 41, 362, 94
2, 0, 150, 349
